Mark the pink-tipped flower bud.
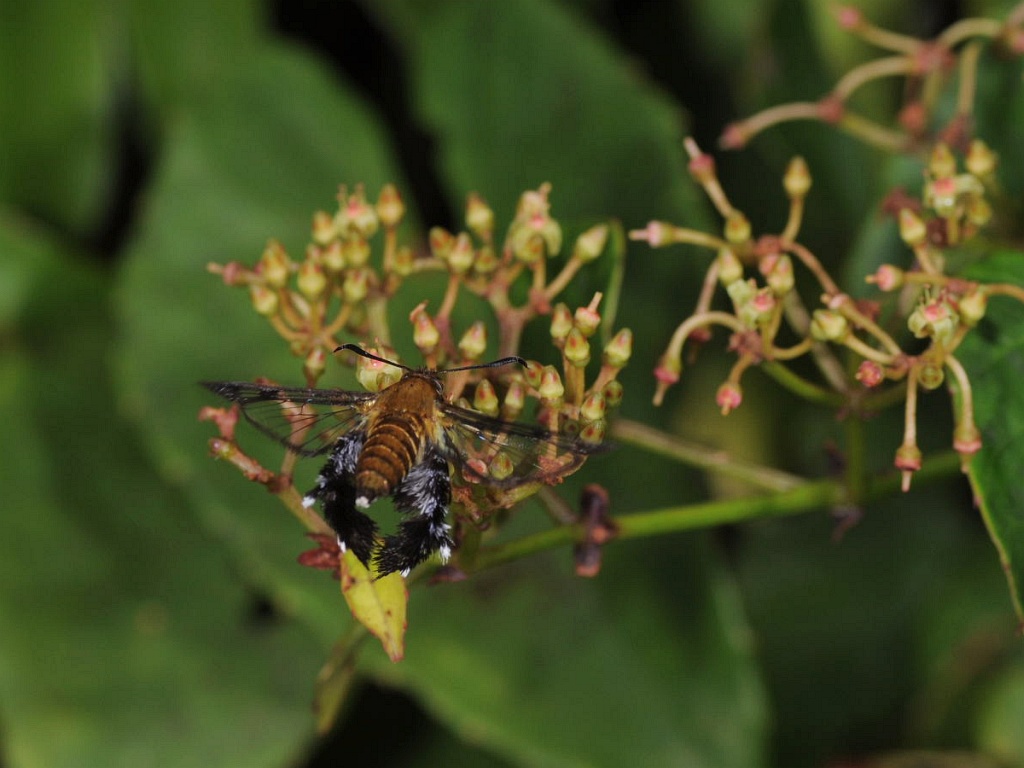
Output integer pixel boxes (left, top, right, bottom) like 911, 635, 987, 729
249, 284, 279, 316
572, 224, 609, 263
579, 420, 606, 447
259, 240, 292, 289
447, 232, 475, 274
898, 208, 928, 247
867, 264, 904, 292
717, 247, 744, 286
629, 221, 676, 247
783, 156, 812, 199
298, 258, 327, 300
564, 327, 591, 367
739, 288, 776, 328
342, 268, 370, 304
724, 211, 751, 245
465, 192, 494, 239
524, 360, 544, 389
335, 185, 380, 238
953, 423, 982, 460
458, 321, 487, 361
603, 379, 624, 408
580, 390, 607, 423
412, 310, 440, 354
539, 366, 565, 402
603, 328, 633, 369
926, 176, 958, 218
355, 349, 403, 392
856, 360, 884, 388
550, 303, 573, 342
810, 309, 849, 341
312, 210, 337, 244
687, 150, 716, 184
716, 381, 743, 415
489, 452, 515, 481
376, 184, 405, 228
512, 231, 546, 264
574, 304, 602, 338
502, 379, 526, 420
473, 379, 499, 417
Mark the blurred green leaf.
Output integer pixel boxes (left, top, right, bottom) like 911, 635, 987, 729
0, 1, 115, 235
959, 251, 1024, 622
0, 223, 323, 768
974, 662, 1024, 765
368, 540, 767, 768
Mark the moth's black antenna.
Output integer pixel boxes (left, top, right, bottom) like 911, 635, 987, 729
441, 356, 527, 374
334, 344, 414, 372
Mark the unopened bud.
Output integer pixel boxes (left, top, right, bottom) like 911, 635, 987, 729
259, 240, 291, 288
927, 176, 958, 217
539, 366, 565, 401
958, 288, 987, 327
564, 327, 591, 367
524, 360, 544, 389
898, 208, 928, 247
474, 245, 499, 274
304, 347, 328, 381
312, 210, 337, 244
763, 253, 794, 296
489, 452, 514, 481
739, 288, 776, 327
298, 259, 327, 300
572, 224, 609, 263
580, 390, 606, 422
412, 310, 440, 353
249, 284, 279, 316
724, 211, 751, 244
783, 156, 812, 199
717, 247, 744, 286
473, 379, 499, 417
429, 227, 455, 260
336, 185, 379, 238
343, 237, 371, 268
579, 420, 606, 446
342, 268, 369, 304
856, 360, 884, 388
966, 196, 992, 227
603, 328, 633, 369
376, 184, 405, 228
355, 350, 402, 392
448, 232, 475, 274
574, 303, 602, 337
392, 246, 414, 276
321, 241, 345, 271
929, 142, 957, 179
602, 379, 624, 407
810, 309, 849, 341
465, 192, 494, 239
458, 321, 487, 360
502, 379, 526, 420
512, 231, 546, 264
726, 278, 755, 309
550, 303, 573, 342
965, 139, 997, 179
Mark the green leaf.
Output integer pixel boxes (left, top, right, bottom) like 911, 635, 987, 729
367, 540, 768, 768
0, 0, 115, 234
0, 225, 322, 767
959, 250, 1024, 622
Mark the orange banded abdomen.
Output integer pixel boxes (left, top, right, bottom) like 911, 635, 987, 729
354, 414, 427, 503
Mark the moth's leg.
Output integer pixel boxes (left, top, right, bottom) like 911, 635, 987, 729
305, 431, 377, 566
374, 446, 453, 577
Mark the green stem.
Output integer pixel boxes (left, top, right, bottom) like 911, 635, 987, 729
611, 418, 805, 492
761, 360, 846, 407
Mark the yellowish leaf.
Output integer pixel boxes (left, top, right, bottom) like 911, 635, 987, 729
339, 550, 408, 661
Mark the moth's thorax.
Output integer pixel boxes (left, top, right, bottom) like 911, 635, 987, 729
354, 372, 443, 505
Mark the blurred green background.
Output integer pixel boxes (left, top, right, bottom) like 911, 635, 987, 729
2, 1, 1024, 766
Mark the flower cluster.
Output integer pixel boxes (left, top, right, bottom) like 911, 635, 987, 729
721, 4, 1024, 153
205, 182, 631, 553
632, 138, 1024, 491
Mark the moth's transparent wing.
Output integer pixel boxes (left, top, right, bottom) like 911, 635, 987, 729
202, 381, 375, 456
439, 402, 606, 488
